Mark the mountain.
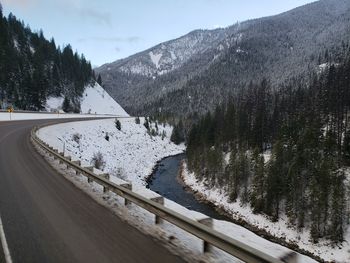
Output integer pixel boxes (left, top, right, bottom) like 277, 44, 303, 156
96, 0, 350, 117
95, 27, 234, 115
99, 29, 228, 77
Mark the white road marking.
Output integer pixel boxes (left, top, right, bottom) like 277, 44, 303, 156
0, 214, 13, 263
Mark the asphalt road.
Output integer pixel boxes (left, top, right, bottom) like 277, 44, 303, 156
0, 119, 185, 263
0, 243, 4, 263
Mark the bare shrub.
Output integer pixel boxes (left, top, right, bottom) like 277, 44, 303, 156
111, 167, 127, 181
91, 151, 105, 170
72, 133, 81, 144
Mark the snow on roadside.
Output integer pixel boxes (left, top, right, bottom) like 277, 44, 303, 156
36, 118, 318, 263
37, 118, 185, 186
45, 97, 64, 112
182, 162, 350, 263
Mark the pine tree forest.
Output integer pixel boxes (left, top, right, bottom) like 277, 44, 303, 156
0, 5, 94, 111
187, 45, 350, 244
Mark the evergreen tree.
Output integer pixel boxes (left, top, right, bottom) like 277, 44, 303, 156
250, 148, 265, 213
265, 140, 285, 221
330, 170, 346, 243
143, 117, 150, 130
62, 96, 71, 112
170, 121, 185, 145
97, 74, 102, 86
115, 118, 121, 130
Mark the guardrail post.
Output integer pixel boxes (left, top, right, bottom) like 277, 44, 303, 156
48, 146, 54, 156
120, 183, 132, 205
71, 161, 81, 175
84, 167, 94, 183
280, 252, 298, 263
150, 196, 164, 224
101, 174, 110, 193
64, 156, 72, 169
72, 160, 81, 166
197, 218, 213, 253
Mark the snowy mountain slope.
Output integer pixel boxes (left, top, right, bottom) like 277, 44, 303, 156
46, 83, 129, 116
80, 83, 129, 116
97, 29, 228, 78
37, 118, 184, 186
96, 0, 350, 116
95, 27, 238, 113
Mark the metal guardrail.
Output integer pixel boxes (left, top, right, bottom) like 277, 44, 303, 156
31, 125, 295, 263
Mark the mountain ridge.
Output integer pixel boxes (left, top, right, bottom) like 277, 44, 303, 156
96, 0, 350, 117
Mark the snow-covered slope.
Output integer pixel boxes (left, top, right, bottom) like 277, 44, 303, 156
182, 163, 350, 263
46, 83, 129, 116
97, 28, 228, 78
37, 118, 184, 186
80, 83, 129, 116
37, 119, 317, 263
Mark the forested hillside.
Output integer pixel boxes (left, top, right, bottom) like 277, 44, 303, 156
97, 0, 350, 118
186, 45, 350, 243
0, 4, 94, 111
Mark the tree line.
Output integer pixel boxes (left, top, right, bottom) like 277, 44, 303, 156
187, 45, 350, 243
0, 5, 95, 111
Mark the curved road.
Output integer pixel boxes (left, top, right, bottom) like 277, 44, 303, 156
0, 119, 185, 263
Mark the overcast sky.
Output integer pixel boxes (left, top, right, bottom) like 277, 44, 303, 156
2, 0, 317, 67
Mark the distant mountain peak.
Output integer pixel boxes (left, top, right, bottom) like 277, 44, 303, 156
98, 27, 229, 78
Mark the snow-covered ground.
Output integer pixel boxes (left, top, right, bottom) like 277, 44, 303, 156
37, 118, 317, 263
46, 82, 129, 116
37, 118, 184, 186
182, 163, 350, 263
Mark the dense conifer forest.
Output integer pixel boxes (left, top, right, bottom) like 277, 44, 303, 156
0, 4, 94, 111
186, 45, 350, 243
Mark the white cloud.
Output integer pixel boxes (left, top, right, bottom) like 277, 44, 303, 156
78, 7, 111, 26
77, 36, 141, 43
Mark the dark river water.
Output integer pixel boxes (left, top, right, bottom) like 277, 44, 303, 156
147, 154, 229, 220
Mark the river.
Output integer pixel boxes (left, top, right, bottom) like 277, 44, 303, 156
147, 154, 229, 220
